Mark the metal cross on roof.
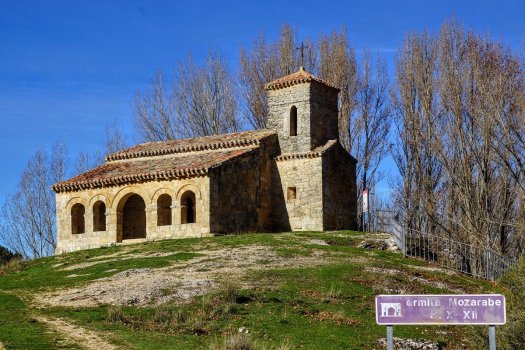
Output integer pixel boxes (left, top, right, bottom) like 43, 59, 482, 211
296, 42, 308, 68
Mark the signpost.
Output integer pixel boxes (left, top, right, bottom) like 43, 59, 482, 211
362, 189, 369, 232
375, 294, 506, 350
362, 189, 369, 213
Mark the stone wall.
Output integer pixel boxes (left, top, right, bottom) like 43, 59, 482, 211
209, 136, 278, 233
267, 82, 339, 154
309, 83, 339, 150
267, 84, 312, 153
321, 143, 358, 230
271, 156, 324, 231
55, 177, 211, 254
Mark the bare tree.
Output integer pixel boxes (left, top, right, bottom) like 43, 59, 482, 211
0, 144, 67, 258
392, 20, 525, 260
353, 51, 391, 195
318, 29, 357, 151
391, 30, 442, 234
74, 151, 94, 175
103, 122, 129, 156
238, 24, 317, 129
239, 34, 280, 129
345, 51, 392, 229
134, 70, 180, 141
134, 52, 239, 141
174, 52, 238, 137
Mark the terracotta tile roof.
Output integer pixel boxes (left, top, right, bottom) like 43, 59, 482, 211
264, 67, 340, 92
106, 129, 276, 161
274, 139, 338, 161
53, 129, 276, 193
53, 147, 258, 193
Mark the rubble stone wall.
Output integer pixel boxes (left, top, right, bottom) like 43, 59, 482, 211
321, 144, 358, 230
209, 136, 278, 233
271, 156, 324, 231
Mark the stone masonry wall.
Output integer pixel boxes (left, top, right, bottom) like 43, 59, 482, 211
309, 83, 339, 150
267, 84, 312, 153
322, 143, 358, 230
209, 136, 278, 233
267, 82, 339, 154
271, 156, 324, 231
55, 176, 211, 254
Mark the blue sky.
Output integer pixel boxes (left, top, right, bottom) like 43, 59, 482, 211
1, 0, 524, 202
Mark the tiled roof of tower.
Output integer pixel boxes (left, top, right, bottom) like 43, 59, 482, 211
52, 129, 276, 193
264, 67, 340, 91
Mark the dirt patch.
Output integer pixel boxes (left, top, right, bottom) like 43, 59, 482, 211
306, 239, 329, 246
409, 265, 457, 275
365, 267, 402, 275
35, 315, 117, 350
38, 245, 330, 308
364, 266, 464, 293
0, 341, 5, 350
377, 337, 442, 350
357, 237, 399, 252
307, 310, 359, 325
410, 276, 464, 293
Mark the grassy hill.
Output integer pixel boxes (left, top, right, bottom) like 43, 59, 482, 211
0, 231, 505, 350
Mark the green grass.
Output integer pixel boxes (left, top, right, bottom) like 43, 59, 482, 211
0, 292, 82, 350
0, 231, 505, 349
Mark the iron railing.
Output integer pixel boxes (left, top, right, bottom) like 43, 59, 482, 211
394, 223, 518, 281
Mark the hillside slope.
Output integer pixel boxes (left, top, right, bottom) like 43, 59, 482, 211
0, 231, 502, 350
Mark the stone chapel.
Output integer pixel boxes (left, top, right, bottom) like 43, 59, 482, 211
53, 67, 358, 254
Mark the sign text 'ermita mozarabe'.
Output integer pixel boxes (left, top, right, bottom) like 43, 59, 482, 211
375, 294, 506, 325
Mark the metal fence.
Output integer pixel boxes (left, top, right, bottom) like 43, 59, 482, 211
404, 227, 517, 280
379, 215, 518, 281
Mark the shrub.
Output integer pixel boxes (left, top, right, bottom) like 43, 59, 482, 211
218, 280, 240, 304
210, 333, 253, 350
497, 256, 525, 350
0, 258, 24, 275
107, 306, 126, 323
0, 245, 23, 275
0, 245, 20, 264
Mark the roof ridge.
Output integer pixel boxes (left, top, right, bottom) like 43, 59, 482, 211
52, 145, 261, 193
274, 140, 338, 161
264, 67, 339, 91
106, 129, 275, 162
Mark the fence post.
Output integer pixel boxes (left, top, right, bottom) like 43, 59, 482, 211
402, 225, 406, 257
486, 250, 490, 281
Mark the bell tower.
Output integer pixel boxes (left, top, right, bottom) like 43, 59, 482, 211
265, 67, 340, 154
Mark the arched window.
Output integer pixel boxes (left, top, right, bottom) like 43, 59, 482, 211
71, 203, 85, 234
180, 191, 196, 224
290, 105, 297, 136
157, 194, 172, 226
93, 201, 106, 232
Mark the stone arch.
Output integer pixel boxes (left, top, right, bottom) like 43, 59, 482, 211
112, 185, 152, 210
180, 190, 196, 224
92, 200, 107, 232
116, 193, 147, 241
71, 203, 85, 235
87, 194, 109, 209
289, 105, 297, 136
176, 184, 202, 201
151, 188, 177, 203
157, 194, 172, 226
65, 197, 84, 213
